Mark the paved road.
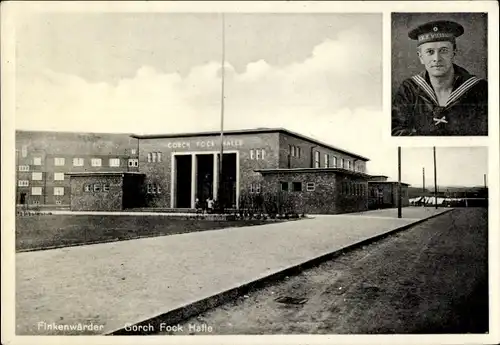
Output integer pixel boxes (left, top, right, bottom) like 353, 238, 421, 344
16, 207, 447, 335
161, 208, 488, 335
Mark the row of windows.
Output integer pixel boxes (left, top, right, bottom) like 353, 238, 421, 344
18, 173, 65, 182
281, 181, 315, 192
340, 182, 367, 196
19, 146, 137, 159
146, 183, 162, 194
84, 184, 110, 192
249, 149, 266, 160
147, 152, 162, 163
29, 187, 65, 196
18, 158, 140, 172
289, 145, 302, 158
313, 151, 365, 172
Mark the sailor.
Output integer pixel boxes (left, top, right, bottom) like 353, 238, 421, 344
392, 20, 488, 136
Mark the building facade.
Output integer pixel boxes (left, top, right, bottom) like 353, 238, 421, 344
133, 128, 369, 210
368, 175, 410, 209
15, 130, 139, 208
16, 128, 372, 214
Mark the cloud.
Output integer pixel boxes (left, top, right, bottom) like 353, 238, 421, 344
15, 26, 386, 172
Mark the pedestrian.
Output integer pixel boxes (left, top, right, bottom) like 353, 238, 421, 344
206, 197, 214, 214
392, 20, 488, 136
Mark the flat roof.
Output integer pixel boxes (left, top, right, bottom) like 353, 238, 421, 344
368, 181, 411, 186
66, 172, 145, 177
131, 128, 369, 161
255, 167, 371, 178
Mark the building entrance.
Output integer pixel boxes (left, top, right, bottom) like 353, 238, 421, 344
172, 152, 238, 209
175, 155, 192, 208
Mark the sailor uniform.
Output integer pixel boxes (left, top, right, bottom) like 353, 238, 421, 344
392, 20, 488, 136
392, 64, 488, 136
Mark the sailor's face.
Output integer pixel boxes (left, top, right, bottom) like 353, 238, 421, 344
417, 41, 455, 77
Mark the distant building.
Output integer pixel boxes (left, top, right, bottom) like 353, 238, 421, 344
15, 131, 139, 208
368, 175, 410, 209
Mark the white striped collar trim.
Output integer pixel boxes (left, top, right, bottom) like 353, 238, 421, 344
446, 77, 480, 106
412, 75, 481, 107
412, 75, 438, 104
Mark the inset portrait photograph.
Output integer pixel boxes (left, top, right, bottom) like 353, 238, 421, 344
391, 13, 488, 136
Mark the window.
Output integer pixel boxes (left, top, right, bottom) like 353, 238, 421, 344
54, 173, 64, 181
291, 146, 295, 157
31, 187, 42, 195
331, 156, 337, 168
56, 200, 62, 205
32, 200, 40, 205
250, 183, 261, 194
93, 184, 101, 192
250, 149, 255, 160
19, 165, 29, 172
91, 158, 102, 167
297, 147, 301, 158
54, 157, 65, 166
324, 154, 329, 168
128, 159, 139, 167
147, 183, 161, 194
261, 149, 265, 160
280, 182, 289, 192
32, 172, 42, 180
292, 182, 302, 192
131, 148, 137, 155
21, 145, 28, 157
148, 152, 161, 163
314, 151, 320, 168
73, 158, 84, 166
103, 184, 110, 192
340, 158, 345, 169
109, 158, 120, 167
306, 182, 315, 191
84, 184, 92, 192
53, 187, 64, 196
18, 180, 29, 187
255, 149, 261, 160
347, 160, 352, 170
33, 157, 42, 166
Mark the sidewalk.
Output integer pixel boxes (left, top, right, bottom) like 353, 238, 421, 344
15, 207, 450, 335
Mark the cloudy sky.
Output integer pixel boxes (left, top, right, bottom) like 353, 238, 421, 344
14, 12, 487, 187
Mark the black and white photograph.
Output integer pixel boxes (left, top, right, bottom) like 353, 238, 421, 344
391, 13, 488, 136
1, 2, 499, 345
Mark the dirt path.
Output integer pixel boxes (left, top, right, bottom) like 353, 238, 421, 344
158, 208, 488, 335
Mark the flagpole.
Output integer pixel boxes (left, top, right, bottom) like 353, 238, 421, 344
217, 13, 225, 210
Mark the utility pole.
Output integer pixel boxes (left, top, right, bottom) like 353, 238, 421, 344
422, 167, 425, 193
217, 13, 226, 211
398, 147, 402, 218
433, 147, 438, 209
422, 167, 426, 207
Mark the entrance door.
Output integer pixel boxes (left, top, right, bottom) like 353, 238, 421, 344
20, 193, 26, 205
219, 153, 237, 208
175, 155, 192, 208
196, 154, 214, 204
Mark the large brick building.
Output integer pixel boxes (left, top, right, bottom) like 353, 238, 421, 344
15, 128, 374, 214
15, 130, 139, 207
